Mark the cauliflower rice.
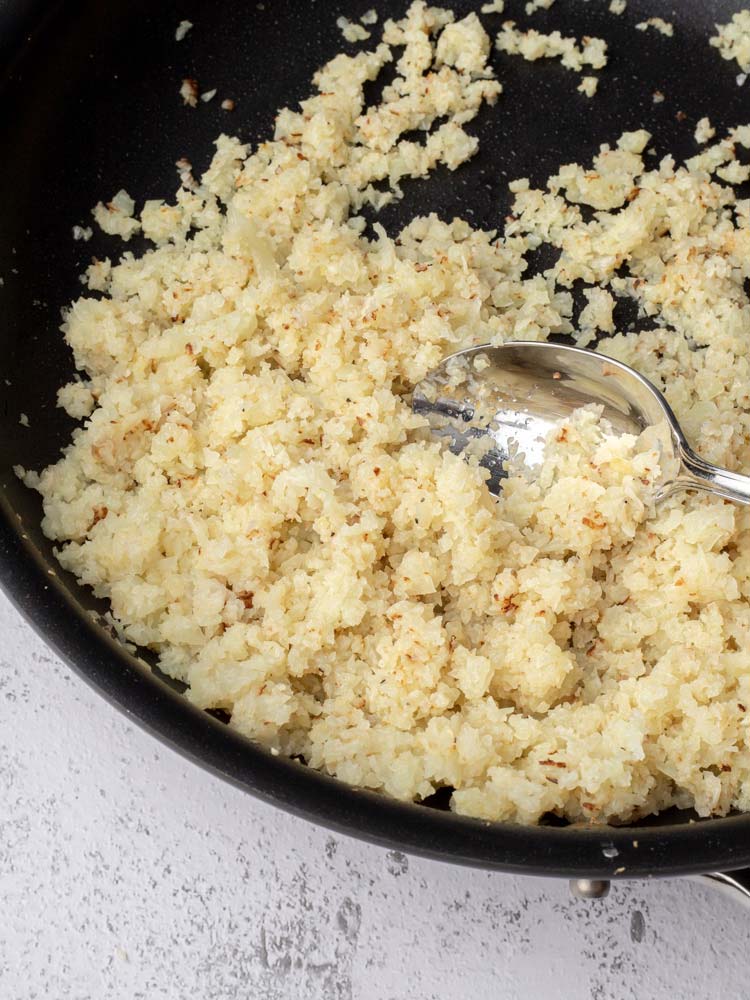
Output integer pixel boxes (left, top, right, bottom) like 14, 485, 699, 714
20, 2, 750, 825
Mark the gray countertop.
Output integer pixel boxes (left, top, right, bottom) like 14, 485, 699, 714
1, 587, 746, 1000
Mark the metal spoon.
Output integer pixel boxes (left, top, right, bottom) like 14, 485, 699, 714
412, 341, 750, 505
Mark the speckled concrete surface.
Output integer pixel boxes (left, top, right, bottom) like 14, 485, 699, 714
1, 587, 748, 1000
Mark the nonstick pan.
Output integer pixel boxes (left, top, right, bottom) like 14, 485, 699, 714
4, 0, 750, 898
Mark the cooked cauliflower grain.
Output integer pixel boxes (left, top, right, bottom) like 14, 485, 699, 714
496, 20, 607, 74
711, 10, 750, 73
179, 77, 199, 107
337, 16, 371, 43
695, 116, 716, 145
525, 0, 556, 15
635, 17, 674, 38
577, 76, 598, 98
92, 190, 140, 241
175, 20, 193, 42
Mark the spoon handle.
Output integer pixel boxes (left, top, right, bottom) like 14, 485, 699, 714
676, 446, 750, 506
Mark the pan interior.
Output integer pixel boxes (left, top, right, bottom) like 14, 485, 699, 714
1, 0, 749, 866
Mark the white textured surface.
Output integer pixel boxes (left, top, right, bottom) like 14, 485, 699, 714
1, 587, 748, 1000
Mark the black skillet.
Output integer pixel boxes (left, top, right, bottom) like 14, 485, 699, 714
3, 0, 750, 895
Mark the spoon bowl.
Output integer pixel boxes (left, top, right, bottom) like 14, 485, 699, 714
412, 342, 750, 505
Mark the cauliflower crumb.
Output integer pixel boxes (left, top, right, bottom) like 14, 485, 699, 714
200, 89, 217, 103
19, 413, 29, 427
92, 190, 140, 241
481, 0, 504, 11
436, 13, 491, 74
174, 157, 196, 189
695, 116, 716, 145
579, 286, 615, 344
84, 259, 111, 292
525, 0, 555, 14
496, 21, 607, 74
57, 381, 95, 419
13, 464, 33, 487
337, 16, 371, 43
221, 98, 236, 111
179, 78, 199, 107
360, 9, 378, 25
175, 20, 193, 42
652, 90, 665, 103
717, 160, 750, 185
72, 225, 92, 242
711, 11, 750, 72
577, 76, 598, 98
547, 129, 650, 210
635, 18, 674, 38
608, 0, 626, 14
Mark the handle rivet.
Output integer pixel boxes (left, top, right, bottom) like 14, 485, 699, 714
570, 878, 610, 899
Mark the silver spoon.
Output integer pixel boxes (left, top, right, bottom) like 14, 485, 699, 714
412, 341, 750, 505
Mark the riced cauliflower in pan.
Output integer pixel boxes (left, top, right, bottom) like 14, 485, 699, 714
20, 2, 750, 825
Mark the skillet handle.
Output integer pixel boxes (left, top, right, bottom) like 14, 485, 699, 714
694, 870, 750, 906
571, 871, 750, 906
